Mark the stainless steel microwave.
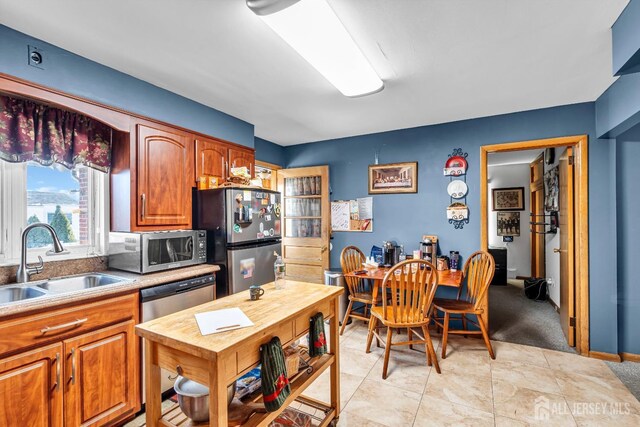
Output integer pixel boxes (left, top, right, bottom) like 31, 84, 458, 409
108, 230, 207, 274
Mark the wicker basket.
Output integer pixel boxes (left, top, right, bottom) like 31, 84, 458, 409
284, 347, 300, 378
228, 176, 251, 186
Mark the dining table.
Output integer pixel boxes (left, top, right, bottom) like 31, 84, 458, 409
343, 265, 464, 304
344, 266, 463, 287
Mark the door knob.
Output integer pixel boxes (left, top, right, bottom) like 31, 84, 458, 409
553, 248, 562, 253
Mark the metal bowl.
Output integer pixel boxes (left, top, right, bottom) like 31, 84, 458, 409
174, 376, 236, 422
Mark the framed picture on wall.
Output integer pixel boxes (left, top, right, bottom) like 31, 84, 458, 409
368, 162, 418, 194
492, 187, 525, 211
497, 212, 521, 236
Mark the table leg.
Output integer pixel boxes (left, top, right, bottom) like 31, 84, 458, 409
208, 359, 228, 427
371, 281, 379, 306
144, 340, 161, 427
330, 296, 341, 417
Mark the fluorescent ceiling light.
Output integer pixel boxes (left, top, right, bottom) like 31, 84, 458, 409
248, 0, 384, 97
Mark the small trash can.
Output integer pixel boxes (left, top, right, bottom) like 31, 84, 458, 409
324, 268, 350, 325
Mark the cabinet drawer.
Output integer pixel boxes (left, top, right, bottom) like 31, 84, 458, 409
236, 320, 293, 375
294, 299, 333, 337
0, 293, 138, 357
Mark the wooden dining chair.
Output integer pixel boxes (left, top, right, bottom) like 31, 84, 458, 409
365, 259, 441, 378
340, 246, 371, 335
432, 251, 496, 359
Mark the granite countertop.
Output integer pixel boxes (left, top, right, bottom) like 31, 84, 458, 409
0, 264, 219, 318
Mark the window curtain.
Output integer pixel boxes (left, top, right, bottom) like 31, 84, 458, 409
0, 94, 113, 172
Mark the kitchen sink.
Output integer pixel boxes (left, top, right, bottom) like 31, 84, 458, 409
0, 286, 47, 304
36, 273, 129, 293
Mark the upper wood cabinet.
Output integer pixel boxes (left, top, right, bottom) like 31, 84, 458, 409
0, 343, 63, 427
194, 137, 255, 186
229, 147, 254, 177
195, 137, 228, 183
111, 121, 194, 231
136, 123, 193, 227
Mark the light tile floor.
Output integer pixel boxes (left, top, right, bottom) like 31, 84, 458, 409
303, 322, 640, 427
126, 322, 640, 426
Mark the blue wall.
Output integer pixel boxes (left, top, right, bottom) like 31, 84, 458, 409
596, 0, 640, 355
0, 25, 254, 147
612, 0, 640, 76
255, 137, 286, 166
616, 126, 640, 354
285, 102, 621, 353
596, 73, 640, 138
597, 0, 640, 139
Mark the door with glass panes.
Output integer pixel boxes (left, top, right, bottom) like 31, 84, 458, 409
277, 166, 329, 283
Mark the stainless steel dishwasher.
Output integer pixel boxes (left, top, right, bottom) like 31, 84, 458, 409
140, 274, 215, 402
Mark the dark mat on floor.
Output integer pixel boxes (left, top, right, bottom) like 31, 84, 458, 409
489, 283, 574, 353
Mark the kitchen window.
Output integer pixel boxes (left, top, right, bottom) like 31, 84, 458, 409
0, 160, 109, 264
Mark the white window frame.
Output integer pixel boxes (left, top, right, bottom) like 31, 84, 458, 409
0, 161, 109, 266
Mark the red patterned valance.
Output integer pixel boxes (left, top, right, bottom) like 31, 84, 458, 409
0, 94, 112, 172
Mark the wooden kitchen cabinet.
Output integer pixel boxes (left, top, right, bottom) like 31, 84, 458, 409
228, 147, 254, 177
194, 137, 256, 185
0, 343, 63, 427
194, 137, 228, 184
136, 123, 193, 228
64, 321, 138, 427
112, 119, 255, 231
111, 121, 193, 231
0, 293, 140, 427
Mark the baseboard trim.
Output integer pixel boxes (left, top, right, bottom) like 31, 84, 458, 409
620, 352, 640, 363
547, 298, 559, 312
588, 350, 622, 362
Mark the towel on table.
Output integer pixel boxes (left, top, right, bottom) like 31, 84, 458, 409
260, 336, 290, 412
308, 312, 327, 357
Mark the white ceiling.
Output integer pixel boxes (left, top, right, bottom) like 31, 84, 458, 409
488, 149, 544, 167
0, 0, 628, 146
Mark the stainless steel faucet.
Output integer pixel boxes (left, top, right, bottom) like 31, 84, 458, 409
16, 223, 69, 283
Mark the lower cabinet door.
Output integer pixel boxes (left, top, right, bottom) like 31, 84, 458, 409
0, 343, 63, 427
64, 320, 138, 427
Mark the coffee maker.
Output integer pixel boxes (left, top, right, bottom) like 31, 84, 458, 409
382, 241, 400, 267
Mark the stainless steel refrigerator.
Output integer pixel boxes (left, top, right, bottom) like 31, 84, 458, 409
195, 187, 282, 296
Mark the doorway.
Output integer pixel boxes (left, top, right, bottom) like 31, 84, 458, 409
480, 135, 589, 355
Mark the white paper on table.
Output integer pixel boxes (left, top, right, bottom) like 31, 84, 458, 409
194, 307, 254, 336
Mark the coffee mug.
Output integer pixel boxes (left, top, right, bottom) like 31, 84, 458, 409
249, 285, 265, 301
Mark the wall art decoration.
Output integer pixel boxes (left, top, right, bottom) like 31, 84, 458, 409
544, 166, 559, 212
443, 154, 468, 176
497, 212, 521, 236
368, 162, 418, 194
492, 187, 525, 211
444, 148, 470, 229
